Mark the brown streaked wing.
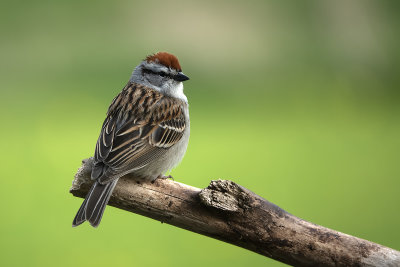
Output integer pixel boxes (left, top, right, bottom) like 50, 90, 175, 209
149, 115, 186, 148
104, 123, 154, 168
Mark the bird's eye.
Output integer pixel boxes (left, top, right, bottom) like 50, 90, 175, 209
159, 72, 167, 77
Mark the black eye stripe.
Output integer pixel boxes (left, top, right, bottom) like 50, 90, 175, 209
143, 69, 169, 78
142, 69, 157, 75
142, 68, 180, 81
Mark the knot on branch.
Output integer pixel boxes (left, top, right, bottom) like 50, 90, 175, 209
199, 180, 252, 212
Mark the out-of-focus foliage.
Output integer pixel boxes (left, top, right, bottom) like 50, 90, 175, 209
0, 1, 399, 266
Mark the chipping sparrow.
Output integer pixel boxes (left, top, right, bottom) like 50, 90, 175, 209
73, 52, 190, 227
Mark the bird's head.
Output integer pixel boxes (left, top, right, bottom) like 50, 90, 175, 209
131, 52, 189, 101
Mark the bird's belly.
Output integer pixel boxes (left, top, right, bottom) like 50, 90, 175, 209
132, 126, 190, 181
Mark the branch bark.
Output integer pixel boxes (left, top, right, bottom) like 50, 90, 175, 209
70, 158, 400, 267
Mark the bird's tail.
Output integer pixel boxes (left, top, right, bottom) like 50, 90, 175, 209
72, 179, 118, 227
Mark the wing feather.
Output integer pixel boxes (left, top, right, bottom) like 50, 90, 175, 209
150, 116, 186, 148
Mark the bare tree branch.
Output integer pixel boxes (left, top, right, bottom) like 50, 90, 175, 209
70, 158, 400, 267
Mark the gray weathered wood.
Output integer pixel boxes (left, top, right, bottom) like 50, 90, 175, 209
70, 158, 400, 267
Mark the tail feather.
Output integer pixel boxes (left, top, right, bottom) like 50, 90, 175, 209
72, 179, 118, 227
86, 180, 118, 227
72, 195, 88, 227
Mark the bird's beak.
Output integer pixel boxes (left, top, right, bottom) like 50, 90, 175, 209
174, 72, 190, 82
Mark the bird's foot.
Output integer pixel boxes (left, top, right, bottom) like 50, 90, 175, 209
154, 174, 174, 182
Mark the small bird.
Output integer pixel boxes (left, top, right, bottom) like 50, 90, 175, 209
72, 52, 190, 227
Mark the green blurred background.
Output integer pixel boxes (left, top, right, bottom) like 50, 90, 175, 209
1, 0, 399, 266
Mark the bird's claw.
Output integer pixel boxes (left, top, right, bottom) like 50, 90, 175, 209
156, 175, 174, 181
